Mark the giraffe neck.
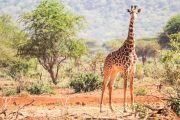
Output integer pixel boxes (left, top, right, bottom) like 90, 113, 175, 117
127, 16, 135, 41
120, 16, 136, 50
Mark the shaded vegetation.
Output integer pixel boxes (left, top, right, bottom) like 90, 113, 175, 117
70, 73, 102, 93
158, 14, 180, 48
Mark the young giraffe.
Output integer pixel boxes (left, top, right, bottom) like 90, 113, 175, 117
100, 5, 141, 112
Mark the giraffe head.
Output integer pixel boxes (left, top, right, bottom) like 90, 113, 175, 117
127, 5, 141, 19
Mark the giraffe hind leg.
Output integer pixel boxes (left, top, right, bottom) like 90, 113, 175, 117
100, 68, 111, 112
108, 70, 118, 112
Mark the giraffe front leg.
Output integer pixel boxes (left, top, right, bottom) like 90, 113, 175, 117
123, 71, 129, 112
130, 66, 135, 111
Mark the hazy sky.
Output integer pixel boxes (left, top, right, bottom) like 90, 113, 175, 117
0, 0, 180, 42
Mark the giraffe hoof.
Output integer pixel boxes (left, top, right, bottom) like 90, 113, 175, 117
100, 109, 104, 113
110, 108, 114, 113
123, 109, 127, 113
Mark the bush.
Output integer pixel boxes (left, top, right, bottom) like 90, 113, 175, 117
143, 63, 164, 79
18, 91, 30, 97
2, 87, 17, 96
135, 64, 144, 80
135, 87, 147, 96
26, 82, 54, 95
57, 78, 70, 88
169, 98, 180, 117
114, 75, 123, 89
135, 104, 148, 118
70, 73, 102, 93
161, 64, 180, 97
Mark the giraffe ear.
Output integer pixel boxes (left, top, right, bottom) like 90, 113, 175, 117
131, 5, 133, 10
138, 9, 141, 13
134, 5, 137, 9
127, 9, 131, 13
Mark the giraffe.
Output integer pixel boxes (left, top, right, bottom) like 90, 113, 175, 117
100, 5, 141, 112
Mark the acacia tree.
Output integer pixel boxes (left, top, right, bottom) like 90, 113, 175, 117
136, 42, 160, 65
18, 0, 87, 84
89, 52, 105, 75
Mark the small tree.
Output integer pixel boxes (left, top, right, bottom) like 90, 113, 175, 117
18, 0, 87, 84
89, 52, 105, 75
0, 14, 32, 77
161, 32, 180, 97
0, 14, 35, 93
136, 42, 160, 65
158, 14, 180, 48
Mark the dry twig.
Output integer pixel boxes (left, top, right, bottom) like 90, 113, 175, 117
0, 98, 11, 117
9, 99, 35, 120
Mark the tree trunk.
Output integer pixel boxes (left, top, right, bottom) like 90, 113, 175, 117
153, 57, 157, 65
48, 69, 58, 85
142, 55, 147, 65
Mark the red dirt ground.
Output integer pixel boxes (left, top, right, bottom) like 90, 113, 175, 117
0, 87, 164, 108
1, 86, 179, 120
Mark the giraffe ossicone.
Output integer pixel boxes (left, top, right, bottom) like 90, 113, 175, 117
100, 5, 141, 113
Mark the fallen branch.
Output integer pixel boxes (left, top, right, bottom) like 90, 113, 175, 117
123, 112, 137, 118
144, 104, 165, 111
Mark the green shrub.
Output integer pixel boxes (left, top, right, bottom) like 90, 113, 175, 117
114, 75, 123, 89
57, 78, 70, 88
135, 104, 148, 118
161, 64, 180, 97
136, 64, 144, 80
135, 87, 147, 96
143, 63, 164, 79
169, 98, 180, 117
70, 73, 102, 93
26, 82, 53, 95
2, 87, 17, 96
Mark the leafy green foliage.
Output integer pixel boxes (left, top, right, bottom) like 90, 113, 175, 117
1, 87, 17, 96
161, 33, 180, 97
18, 0, 87, 84
26, 82, 53, 95
135, 87, 147, 96
66, 39, 88, 60
114, 75, 123, 89
70, 73, 102, 93
135, 64, 144, 80
0, 14, 34, 79
135, 104, 148, 118
158, 14, 180, 48
136, 41, 161, 65
169, 98, 180, 117
143, 63, 164, 79
0, 60, 30, 78
89, 52, 105, 75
